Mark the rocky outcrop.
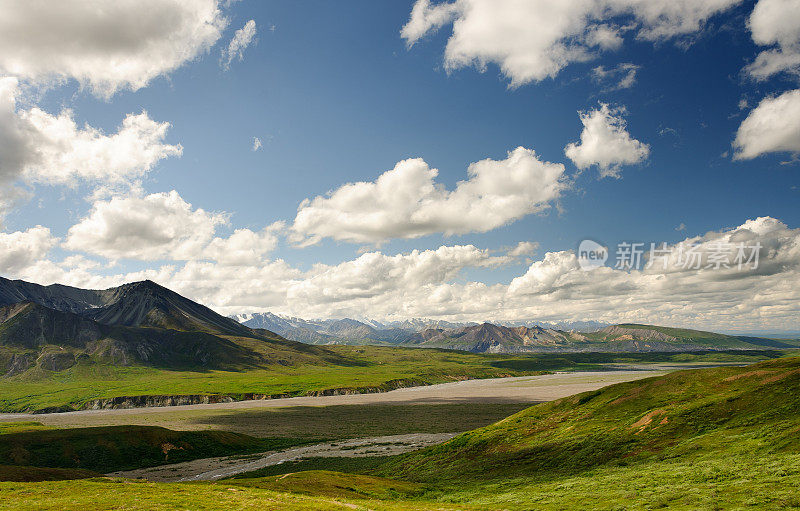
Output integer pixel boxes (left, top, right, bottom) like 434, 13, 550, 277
3, 353, 36, 376
36, 350, 77, 371
81, 394, 239, 410
0, 302, 105, 349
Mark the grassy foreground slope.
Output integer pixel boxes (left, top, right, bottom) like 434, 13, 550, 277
373, 356, 800, 508
0, 478, 468, 511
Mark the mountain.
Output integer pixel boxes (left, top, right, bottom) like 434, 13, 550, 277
0, 278, 105, 314
404, 322, 793, 353
231, 312, 417, 345
406, 323, 585, 352
591, 323, 796, 350
230, 309, 792, 353
0, 277, 251, 337
229, 313, 614, 349
84, 280, 254, 336
0, 301, 104, 350
0, 277, 350, 376
495, 319, 608, 332
231, 313, 348, 344
319, 318, 379, 339
381, 318, 476, 331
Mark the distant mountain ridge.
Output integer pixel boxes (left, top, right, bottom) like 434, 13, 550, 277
406, 323, 584, 352
231, 311, 794, 353
229, 312, 611, 347
230, 312, 416, 345
407, 322, 796, 353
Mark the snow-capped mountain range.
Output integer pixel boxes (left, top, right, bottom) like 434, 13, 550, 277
229, 312, 608, 346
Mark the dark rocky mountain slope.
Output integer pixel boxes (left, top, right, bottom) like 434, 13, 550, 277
0, 277, 352, 376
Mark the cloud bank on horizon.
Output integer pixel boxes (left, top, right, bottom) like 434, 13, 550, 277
4, 215, 799, 332
0, 0, 798, 332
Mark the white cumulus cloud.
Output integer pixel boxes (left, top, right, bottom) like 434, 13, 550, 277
286, 245, 510, 309
507, 241, 539, 257
64, 191, 227, 261
63, 190, 283, 266
564, 104, 650, 178
501, 217, 800, 330
0, 226, 56, 274
0, 77, 182, 188
401, 0, 741, 86
733, 89, 800, 160
203, 223, 283, 266
291, 147, 567, 245
745, 0, 800, 80
205, 216, 800, 330
0, 0, 227, 98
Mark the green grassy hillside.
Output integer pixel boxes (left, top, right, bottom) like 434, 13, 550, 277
369, 356, 800, 508
387, 356, 800, 479
600, 323, 797, 348
0, 478, 460, 510
213, 355, 800, 509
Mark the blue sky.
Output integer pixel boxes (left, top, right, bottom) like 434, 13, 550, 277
1, 0, 799, 332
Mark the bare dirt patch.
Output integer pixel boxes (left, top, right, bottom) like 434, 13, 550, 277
631, 409, 667, 433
